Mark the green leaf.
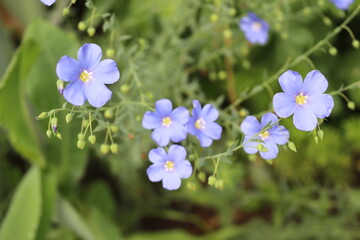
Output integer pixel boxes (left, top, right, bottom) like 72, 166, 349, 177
0, 39, 45, 167
0, 166, 42, 240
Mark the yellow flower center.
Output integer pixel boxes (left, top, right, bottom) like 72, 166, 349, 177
260, 130, 270, 140
79, 70, 93, 83
252, 22, 262, 31
162, 117, 172, 127
164, 160, 175, 171
295, 92, 308, 105
195, 118, 206, 130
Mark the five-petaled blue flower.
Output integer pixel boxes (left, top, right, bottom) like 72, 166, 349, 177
187, 100, 222, 147
40, 0, 56, 6
329, 0, 354, 10
239, 12, 270, 45
147, 145, 192, 190
142, 99, 189, 146
273, 70, 334, 131
56, 43, 120, 108
241, 113, 289, 160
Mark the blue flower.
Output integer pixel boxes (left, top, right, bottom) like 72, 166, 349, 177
142, 99, 189, 146
273, 70, 334, 131
329, 0, 354, 10
56, 43, 120, 108
241, 113, 289, 160
187, 100, 222, 147
40, 0, 56, 6
147, 145, 192, 190
239, 12, 269, 45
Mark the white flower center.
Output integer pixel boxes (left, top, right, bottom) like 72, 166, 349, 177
295, 92, 308, 105
79, 70, 93, 83
195, 118, 206, 130
259, 130, 270, 140
162, 117, 172, 127
251, 22, 262, 31
164, 160, 175, 171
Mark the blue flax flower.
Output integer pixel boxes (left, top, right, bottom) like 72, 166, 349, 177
187, 100, 222, 147
142, 99, 189, 146
239, 12, 269, 45
241, 113, 289, 160
273, 70, 334, 131
147, 145, 192, 190
40, 0, 56, 6
56, 43, 120, 108
329, 0, 354, 10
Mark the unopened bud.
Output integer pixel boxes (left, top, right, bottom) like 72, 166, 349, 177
57, 79, 64, 95
187, 181, 196, 191
46, 130, 52, 138
88, 135, 96, 144
82, 119, 89, 128
110, 143, 118, 154
208, 175, 216, 186
228, 8, 236, 17
218, 71, 227, 80
329, 47, 337, 56
197, 172, 206, 183
223, 29, 232, 39
110, 125, 119, 133
56, 133, 62, 139
120, 84, 130, 93
347, 101, 356, 110
78, 21, 87, 31
77, 133, 84, 140
210, 14, 219, 23
323, 17, 332, 26
37, 112, 48, 120
106, 48, 115, 58
104, 109, 113, 119
87, 27, 96, 37
65, 113, 73, 123
77, 140, 86, 149
214, 179, 224, 190
352, 40, 359, 49
62, 8, 70, 16
100, 143, 110, 154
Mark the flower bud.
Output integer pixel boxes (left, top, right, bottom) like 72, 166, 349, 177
329, 47, 337, 56
62, 8, 70, 16
77, 140, 86, 149
65, 113, 73, 123
71, 0, 76, 3
187, 181, 196, 191
110, 125, 119, 133
46, 130, 52, 138
223, 29, 233, 39
214, 179, 224, 190
110, 143, 118, 154
56, 133, 62, 139
104, 109, 113, 119
323, 17, 332, 26
210, 14, 219, 23
57, 79, 64, 95
100, 143, 110, 154
352, 40, 359, 49
88, 135, 96, 144
87, 27, 96, 37
36, 112, 48, 120
218, 71, 227, 80
208, 175, 216, 186
228, 8, 236, 17
78, 21, 87, 31
120, 84, 130, 93
77, 133, 84, 140
82, 119, 89, 128
347, 101, 356, 110
197, 172, 206, 183
106, 48, 115, 58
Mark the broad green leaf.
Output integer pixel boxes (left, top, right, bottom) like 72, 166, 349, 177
0, 39, 45, 167
0, 166, 42, 240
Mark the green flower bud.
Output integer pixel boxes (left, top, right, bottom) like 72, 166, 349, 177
187, 181, 196, 191
329, 47, 337, 56
198, 172, 206, 183
228, 8, 236, 17
88, 135, 96, 144
51, 117, 58, 127
78, 133, 84, 140
78, 21, 87, 31
37, 112, 48, 120
214, 179, 224, 190
62, 8, 70, 16
110, 125, 119, 133
46, 130, 52, 138
110, 143, 118, 154
208, 175, 216, 186
77, 140, 86, 149
120, 84, 130, 93
223, 29, 233, 39
82, 119, 89, 128
65, 113, 73, 123
87, 27, 96, 37
104, 109, 113, 119
56, 133, 62, 140
106, 48, 115, 58
323, 17, 332, 26
352, 40, 359, 49
71, 0, 76, 3
210, 14, 219, 23
218, 71, 227, 80
347, 101, 356, 110
100, 143, 110, 154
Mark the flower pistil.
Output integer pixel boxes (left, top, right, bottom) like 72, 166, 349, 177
79, 70, 93, 83
195, 118, 206, 130
164, 160, 175, 171
295, 92, 308, 105
162, 117, 172, 127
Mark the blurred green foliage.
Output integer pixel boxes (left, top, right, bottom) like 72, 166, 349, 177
1, 0, 360, 239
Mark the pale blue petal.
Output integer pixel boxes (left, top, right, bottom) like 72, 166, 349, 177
192, 100, 202, 118
240, 116, 261, 136
269, 126, 289, 145
155, 99, 173, 116
169, 123, 187, 143
260, 141, 279, 160
142, 111, 161, 129
293, 107, 318, 131
92, 59, 120, 84
40, 0, 56, 6
63, 80, 86, 106
308, 94, 334, 118
243, 136, 259, 154
273, 93, 296, 118
147, 163, 165, 182
84, 81, 112, 108
201, 104, 219, 121
56, 56, 81, 82
151, 127, 171, 146
303, 70, 328, 95
78, 43, 102, 70
162, 173, 181, 190
199, 134, 213, 147
186, 118, 197, 135
260, 113, 278, 128
176, 160, 192, 179
203, 122, 222, 140
148, 147, 167, 164
168, 145, 187, 163
171, 107, 189, 125
278, 70, 303, 96
330, 0, 354, 10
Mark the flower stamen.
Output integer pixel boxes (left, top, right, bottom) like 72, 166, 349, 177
251, 22, 262, 31
164, 160, 175, 171
195, 118, 206, 130
162, 117, 172, 127
295, 92, 308, 105
79, 70, 93, 83
259, 130, 270, 140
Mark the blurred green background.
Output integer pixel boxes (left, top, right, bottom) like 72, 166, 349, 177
1, 0, 360, 239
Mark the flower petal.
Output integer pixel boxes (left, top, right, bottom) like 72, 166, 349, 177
273, 93, 296, 118
242, 136, 259, 154
278, 70, 303, 96
203, 122, 222, 140
171, 106, 189, 125
56, 56, 81, 82
269, 126, 289, 145
308, 94, 334, 118
148, 147, 167, 164
303, 70, 328, 95
142, 111, 161, 129
186, 118, 197, 135
168, 145, 187, 163
169, 123, 187, 143
151, 127, 171, 146
147, 163, 165, 182
260, 141, 279, 159
176, 160, 192, 179
92, 59, 120, 84
293, 107, 318, 131
63, 80, 86, 106
199, 134, 213, 147
84, 81, 112, 108
155, 99, 173, 116
201, 104, 219, 121
191, 100, 202, 118
40, 0, 56, 6
260, 113, 278, 128
162, 172, 181, 190
78, 43, 102, 70
240, 116, 261, 136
